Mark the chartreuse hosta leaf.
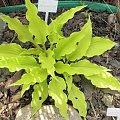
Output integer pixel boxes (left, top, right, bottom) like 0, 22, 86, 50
0, 56, 39, 72
85, 37, 117, 57
49, 6, 86, 43
31, 81, 48, 115
54, 17, 91, 60
64, 73, 72, 92
0, 43, 41, 59
48, 6, 86, 44
54, 36, 77, 59
21, 84, 31, 96
68, 84, 87, 117
0, 43, 27, 59
0, 15, 33, 43
21, 48, 41, 55
48, 30, 62, 44
12, 67, 48, 96
55, 60, 108, 76
39, 49, 55, 78
12, 67, 48, 85
86, 71, 120, 91
67, 17, 92, 61
70, 60, 108, 76
64, 72, 87, 118
49, 77, 68, 120
25, 0, 48, 44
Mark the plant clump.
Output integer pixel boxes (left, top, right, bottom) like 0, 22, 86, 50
0, 0, 120, 119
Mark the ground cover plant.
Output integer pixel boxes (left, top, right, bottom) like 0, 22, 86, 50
0, 0, 120, 119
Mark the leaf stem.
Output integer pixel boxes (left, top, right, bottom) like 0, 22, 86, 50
50, 43, 53, 50
31, 40, 43, 51
43, 45, 47, 52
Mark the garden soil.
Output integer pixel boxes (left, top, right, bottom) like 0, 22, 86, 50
0, 7, 120, 120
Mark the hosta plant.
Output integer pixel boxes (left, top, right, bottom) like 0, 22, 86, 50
0, 0, 120, 119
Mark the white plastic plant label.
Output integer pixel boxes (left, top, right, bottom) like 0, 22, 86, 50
38, 0, 58, 23
107, 108, 120, 120
38, 0, 58, 13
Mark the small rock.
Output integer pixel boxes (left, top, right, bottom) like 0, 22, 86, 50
15, 105, 83, 120
92, 56, 102, 63
2, 42, 8, 44
11, 92, 21, 102
102, 94, 113, 107
4, 31, 14, 39
108, 14, 116, 24
109, 59, 120, 68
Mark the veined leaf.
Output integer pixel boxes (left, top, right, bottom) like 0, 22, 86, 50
48, 27, 63, 44
85, 37, 117, 57
49, 6, 86, 43
39, 49, 55, 77
64, 73, 72, 92
0, 43, 27, 59
0, 56, 39, 72
68, 84, 87, 117
54, 32, 81, 60
55, 60, 108, 76
71, 60, 108, 76
0, 15, 33, 43
86, 71, 120, 91
48, 77, 68, 120
21, 48, 41, 55
25, 0, 48, 44
54, 17, 92, 60
67, 17, 92, 61
31, 81, 48, 115
12, 67, 48, 86
55, 61, 76, 75
54, 37, 77, 59
21, 84, 31, 96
